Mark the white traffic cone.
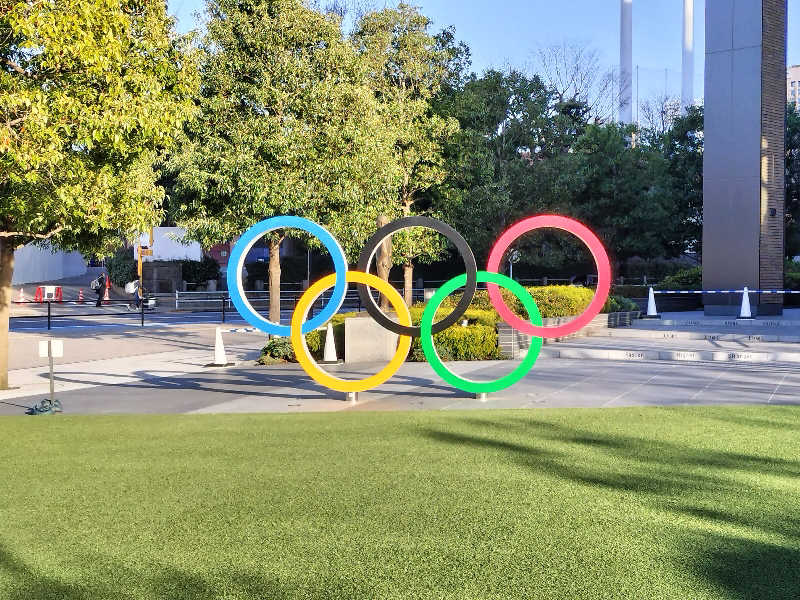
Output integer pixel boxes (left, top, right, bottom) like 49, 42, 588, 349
14, 288, 24, 303
207, 327, 234, 367
643, 287, 661, 319
739, 287, 753, 319
322, 322, 338, 363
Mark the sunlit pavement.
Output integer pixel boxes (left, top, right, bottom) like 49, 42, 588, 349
2, 355, 798, 416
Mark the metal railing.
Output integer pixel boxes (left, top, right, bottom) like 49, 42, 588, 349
11, 296, 156, 330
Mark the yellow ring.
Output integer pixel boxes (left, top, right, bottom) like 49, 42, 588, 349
290, 271, 412, 393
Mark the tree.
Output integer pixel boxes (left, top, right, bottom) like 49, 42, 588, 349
534, 42, 625, 124
560, 123, 679, 268
657, 105, 704, 256
0, 0, 197, 388
432, 69, 588, 267
354, 3, 459, 305
786, 103, 800, 258
167, 0, 396, 323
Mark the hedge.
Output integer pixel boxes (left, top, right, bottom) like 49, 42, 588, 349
259, 286, 639, 365
440, 286, 630, 319
656, 267, 702, 291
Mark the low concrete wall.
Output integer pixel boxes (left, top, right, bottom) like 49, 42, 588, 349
498, 311, 641, 360
344, 315, 399, 364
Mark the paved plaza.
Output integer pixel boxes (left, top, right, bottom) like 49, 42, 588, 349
4, 313, 800, 415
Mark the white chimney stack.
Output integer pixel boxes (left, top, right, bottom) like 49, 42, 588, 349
682, 0, 695, 113
619, 0, 633, 123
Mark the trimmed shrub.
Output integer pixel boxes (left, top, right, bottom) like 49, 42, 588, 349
106, 247, 136, 287
258, 337, 296, 365
656, 267, 702, 291
603, 295, 639, 313
410, 324, 503, 362
182, 255, 221, 284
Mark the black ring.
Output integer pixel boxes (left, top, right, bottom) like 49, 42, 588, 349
356, 216, 478, 337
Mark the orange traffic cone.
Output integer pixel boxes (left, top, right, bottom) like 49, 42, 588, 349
14, 288, 24, 303
77, 289, 84, 304
103, 276, 111, 304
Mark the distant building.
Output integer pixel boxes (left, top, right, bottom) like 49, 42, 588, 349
788, 65, 800, 108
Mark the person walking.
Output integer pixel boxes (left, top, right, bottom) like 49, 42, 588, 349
125, 280, 141, 311
92, 272, 106, 307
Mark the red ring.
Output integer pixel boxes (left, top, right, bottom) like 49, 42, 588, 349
486, 215, 612, 338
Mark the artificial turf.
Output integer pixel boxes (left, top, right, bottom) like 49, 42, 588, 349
0, 406, 799, 599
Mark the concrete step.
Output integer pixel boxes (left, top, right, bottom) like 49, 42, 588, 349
588, 328, 800, 344
542, 337, 800, 364
633, 317, 800, 329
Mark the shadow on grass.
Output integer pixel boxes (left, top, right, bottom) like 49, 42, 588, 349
0, 542, 376, 600
423, 411, 800, 598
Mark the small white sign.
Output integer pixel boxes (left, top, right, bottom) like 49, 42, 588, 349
38, 340, 64, 359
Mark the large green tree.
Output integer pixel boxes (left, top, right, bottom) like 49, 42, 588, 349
354, 4, 459, 305
168, 0, 396, 323
561, 123, 679, 268
0, 0, 196, 388
432, 69, 588, 268
786, 103, 800, 258
657, 105, 704, 256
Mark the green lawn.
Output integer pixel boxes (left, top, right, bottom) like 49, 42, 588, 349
1, 407, 799, 599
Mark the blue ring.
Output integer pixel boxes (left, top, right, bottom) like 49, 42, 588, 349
226, 217, 348, 336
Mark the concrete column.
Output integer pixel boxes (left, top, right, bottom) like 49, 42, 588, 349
681, 0, 695, 113
703, 0, 786, 316
619, 0, 633, 123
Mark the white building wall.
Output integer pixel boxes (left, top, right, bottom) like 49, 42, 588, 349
137, 227, 202, 262
12, 244, 87, 285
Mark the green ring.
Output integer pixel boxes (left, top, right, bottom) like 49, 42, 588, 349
420, 271, 543, 394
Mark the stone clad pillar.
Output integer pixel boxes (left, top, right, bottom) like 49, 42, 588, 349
703, 0, 786, 315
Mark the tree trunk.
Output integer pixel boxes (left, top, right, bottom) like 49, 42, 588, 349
403, 263, 413, 307
376, 214, 392, 311
0, 238, 15, 390
268, 236, 283, 326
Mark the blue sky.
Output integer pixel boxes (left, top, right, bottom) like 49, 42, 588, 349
168, 0, 799, 107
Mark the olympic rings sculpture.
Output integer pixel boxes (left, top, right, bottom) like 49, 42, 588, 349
227, 215, 612, 395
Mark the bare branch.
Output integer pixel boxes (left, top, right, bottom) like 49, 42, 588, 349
0, 226, 63, 241
4, 58, 30, 77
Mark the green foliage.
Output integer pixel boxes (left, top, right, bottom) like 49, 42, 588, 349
784, 260, 800, 290
787, 103, 800, 258
0, 0, 198, 255
181, 256, 220, 284
440, 286, 596, 319
258, 338, 297, 365
353, 3, 459, 278
603, 295, 639, 314
105, 248, 136, 287
656, 267, 702, 291
410, 324, 502, 362
167, 0, 397, 259
651, 106, 704, 255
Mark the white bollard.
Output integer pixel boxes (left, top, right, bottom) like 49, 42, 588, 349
739, 287, 754, 319
323, 322, 338, 363
644, 287, 661, 319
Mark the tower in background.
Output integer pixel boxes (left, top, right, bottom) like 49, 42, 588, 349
703, 0, 787, 315
619, 0, 633, 123
682, 0, 695, 113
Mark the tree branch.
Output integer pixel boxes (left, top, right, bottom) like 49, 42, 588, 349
4, 58, 30, 77
0, 226, 63, 241
6, 115, 27, 128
